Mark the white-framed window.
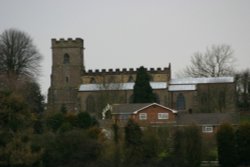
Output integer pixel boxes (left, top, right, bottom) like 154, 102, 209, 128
202, 126, 213, 133
139, 113, 147, 120
158, 113, 169, 119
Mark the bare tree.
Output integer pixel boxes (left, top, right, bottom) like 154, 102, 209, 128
0, 29, 41, 82
183, 44, 235, 77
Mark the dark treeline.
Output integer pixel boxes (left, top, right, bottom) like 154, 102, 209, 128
1, 90, 250, 167
0, 96, 206, 167
0, 87, 204, 167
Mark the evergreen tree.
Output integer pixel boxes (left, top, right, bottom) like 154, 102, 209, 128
217, 123, 237, 167
133, 66, 156, 103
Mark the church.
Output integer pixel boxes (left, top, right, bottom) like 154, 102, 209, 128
47, 38, 236, 117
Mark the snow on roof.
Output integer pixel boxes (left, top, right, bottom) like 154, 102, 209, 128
170, 77, 234, 85
150, 82, 167, 89
168, 84, 196, 91
79, 82, 167, 91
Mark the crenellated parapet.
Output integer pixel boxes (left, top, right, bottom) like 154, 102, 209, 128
83, 65, 171, 76
52, 38, 84, 48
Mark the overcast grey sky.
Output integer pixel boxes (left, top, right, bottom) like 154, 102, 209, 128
1, 0, 250, 96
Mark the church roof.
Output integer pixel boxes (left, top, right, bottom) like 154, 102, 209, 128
168, 77, 234, 91
78, 77, 234, 92
170, 77, 234, 85
79, 82, 167, 91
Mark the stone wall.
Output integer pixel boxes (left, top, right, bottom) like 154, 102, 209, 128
81, 66, 171, 84
169, 82, 236, 113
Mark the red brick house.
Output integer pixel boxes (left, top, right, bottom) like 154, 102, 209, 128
110, 103, 239, 134
111, 103, 178, 127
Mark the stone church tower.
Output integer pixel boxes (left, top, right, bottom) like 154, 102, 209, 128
48, 38, 84, 112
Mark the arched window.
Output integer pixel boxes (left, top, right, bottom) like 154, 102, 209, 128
64, 53, 70, 64
86, 95, 96, 113
176, 93, 185, 110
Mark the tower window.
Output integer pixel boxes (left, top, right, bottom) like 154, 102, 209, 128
66, 76, 69, 83
64, 53, 70, 64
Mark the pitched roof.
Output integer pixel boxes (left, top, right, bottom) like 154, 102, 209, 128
168, 77, 234, 91
176, 112, 240, 125
112, 103, 178, 115
112, 103, 152, 114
